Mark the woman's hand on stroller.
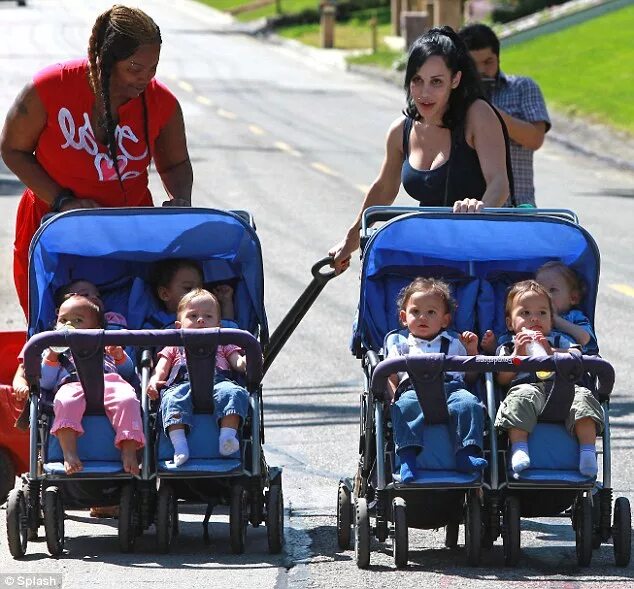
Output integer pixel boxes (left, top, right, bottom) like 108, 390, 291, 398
452, 198, 484, 214
328, 237, 354, 274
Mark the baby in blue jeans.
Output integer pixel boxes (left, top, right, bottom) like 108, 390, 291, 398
147, 288, 249, 467
387, 278, 487, 483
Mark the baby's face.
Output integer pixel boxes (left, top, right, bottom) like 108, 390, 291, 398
507, 291, 553, 335
176, 295, 220, 330
400, 291, 451, 340
57, 296, 101, 329
536, 268, 576, 314
159, 267, 203, 313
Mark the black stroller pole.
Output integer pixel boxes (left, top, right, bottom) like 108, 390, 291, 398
263, 257, 337, 376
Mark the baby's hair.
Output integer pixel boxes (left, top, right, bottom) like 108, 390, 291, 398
54, 279, 99, 308
505, 279, 554, 319
150, 258, 203, 290
58, 294, 106, 328
536, 261, 586, 299
176, 288, 220, 321
397, 277, 456, 315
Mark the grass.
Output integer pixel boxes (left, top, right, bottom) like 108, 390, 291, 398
500, 5, 634, 134
197, 0, 320, 23
196, 0, 634, 133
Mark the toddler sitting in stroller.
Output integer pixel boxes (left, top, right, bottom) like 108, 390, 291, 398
387, 277, 487, 483
147, 288, 249, 467
494, 280, 604, 477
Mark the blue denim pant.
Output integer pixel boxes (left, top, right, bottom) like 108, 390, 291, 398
391, 381, 484, 456
160, 374, 249, 434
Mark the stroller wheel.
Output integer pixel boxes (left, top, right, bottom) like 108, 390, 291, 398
575, 493, 593, 567
354, 497, 370, 569
118, 483, 138, 554
503, 495, 521, 567
464, 492, 481, 566
266, 478, 284, 554
230, 484, 249, 554
612, 497, 631, 567
445, 521, 459, 549
336, 482, 352, 550
6, 487, 28, 558
43, 486, 64, 556
156, 484, 177, 554
392, 497, 408, 568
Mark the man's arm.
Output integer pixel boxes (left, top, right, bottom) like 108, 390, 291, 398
496, 77, 550, 151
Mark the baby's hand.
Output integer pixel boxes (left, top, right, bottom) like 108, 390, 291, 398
146, 380, 164, 400
515, 329, 536, 355
44, 349, 60, 363
13, 383, 29, 402
105, 345, 125, 361
533, 331, 554, 355
460, 331, 479, 355
212, 284, 234, 304
480, 330, 497, 355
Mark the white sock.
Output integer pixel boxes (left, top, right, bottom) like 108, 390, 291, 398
219, 427, 240, 456
579, 444, 598, 477
510, 441, 531, 474
168, 428, 189, 467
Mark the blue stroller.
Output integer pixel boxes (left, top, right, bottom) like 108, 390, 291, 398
338, 206, 630, 569
5, 207, 283, 557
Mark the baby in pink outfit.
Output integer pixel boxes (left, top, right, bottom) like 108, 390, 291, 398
42, 294, 144, 475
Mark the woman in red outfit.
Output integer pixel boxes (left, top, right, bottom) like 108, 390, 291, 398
0, 5, 193, 317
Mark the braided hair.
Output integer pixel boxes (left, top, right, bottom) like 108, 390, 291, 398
87, 5, 161, 187
403, 26, 484, 128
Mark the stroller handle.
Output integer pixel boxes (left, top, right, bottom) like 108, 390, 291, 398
361, 205, 580, 233
22, 328, 264, 388
370, 353, 615, 401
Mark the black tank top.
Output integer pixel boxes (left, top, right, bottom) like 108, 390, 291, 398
401, 108, 514, 206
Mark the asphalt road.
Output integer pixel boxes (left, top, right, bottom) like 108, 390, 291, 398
0, 1, 632, 587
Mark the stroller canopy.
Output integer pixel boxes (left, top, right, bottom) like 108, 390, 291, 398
28, 208, 268, 342
355, 212, 600, 353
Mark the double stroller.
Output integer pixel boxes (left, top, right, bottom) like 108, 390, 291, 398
337, 206, 631, 569
6, 207, 283, 558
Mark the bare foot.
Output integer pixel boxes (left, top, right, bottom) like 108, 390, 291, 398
56, 428, 83, 474
120, 440, 140, 475
63, 453, 83, 475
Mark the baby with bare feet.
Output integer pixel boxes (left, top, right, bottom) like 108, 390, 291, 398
41, 294, 145, 475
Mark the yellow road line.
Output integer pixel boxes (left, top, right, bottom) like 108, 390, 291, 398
177, 81, 194, 93
274, 141, 301, 157
311, 162, 340, 177
609, 284, 634, 298
355, 184, 370, 194
249, 125, 265, 136
196, 96, 213, 106
217, 109, 237, 120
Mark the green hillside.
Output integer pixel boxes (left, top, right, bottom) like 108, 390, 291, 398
502, 4, 634, 133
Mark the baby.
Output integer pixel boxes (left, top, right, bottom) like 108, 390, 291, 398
494, 280, 603, 477
41, 294, 144, 475
147, 288, 249, 467
387, 277, 487, 483
536, 261, 598, 354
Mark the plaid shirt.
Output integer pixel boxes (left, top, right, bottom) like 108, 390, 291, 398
491, 71, 550, 206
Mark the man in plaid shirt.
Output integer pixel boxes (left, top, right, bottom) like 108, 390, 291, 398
459, 23, 550, 207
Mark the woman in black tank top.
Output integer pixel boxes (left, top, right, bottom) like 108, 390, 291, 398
329, 26, 512, 274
